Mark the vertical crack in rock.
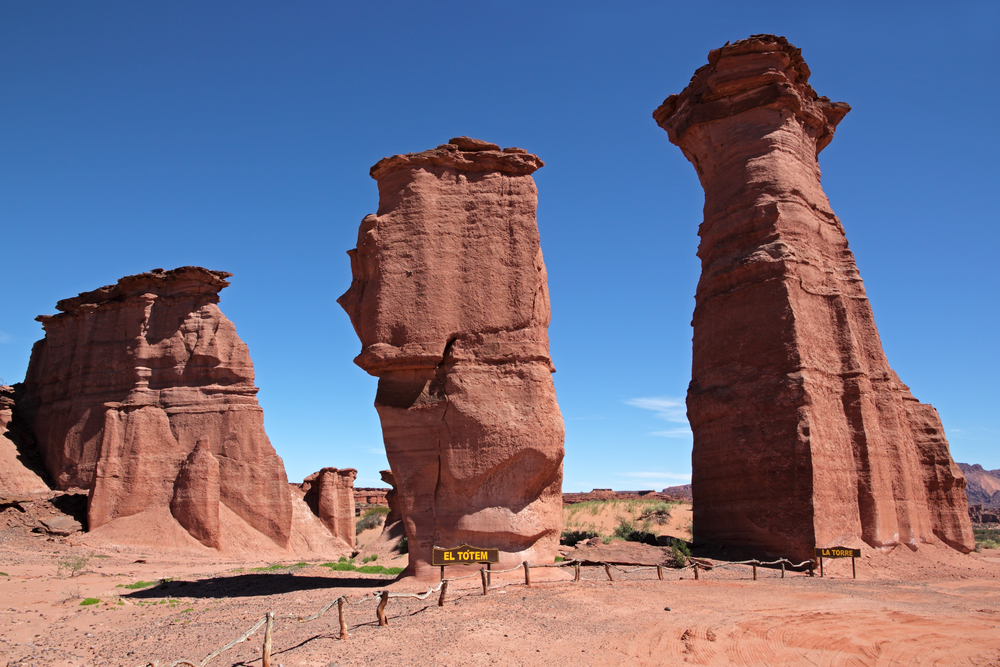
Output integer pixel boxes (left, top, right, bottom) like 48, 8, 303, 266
654, 34, 974, 560
339, 138, 565, 579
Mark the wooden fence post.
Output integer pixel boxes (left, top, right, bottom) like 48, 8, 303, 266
523, 561, 531, 587
438, 580, 449, 607
781, 560, 785, 579
574, 562, 580, 582
752, 562, 757, 581
604, 563, 613, 582
693, 563, 699, 580
480, 567, 488, 595
657, 565, 663, 581
337, 598, 347, 640
262, 611, 273, 667
377, 591, 389, 626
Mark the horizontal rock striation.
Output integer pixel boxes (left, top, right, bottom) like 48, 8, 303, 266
20, 267, 292, 549
340, 138, 565, 578
654, 35, 973, 559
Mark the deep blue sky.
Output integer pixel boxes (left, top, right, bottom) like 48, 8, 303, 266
2, 2, 997, 490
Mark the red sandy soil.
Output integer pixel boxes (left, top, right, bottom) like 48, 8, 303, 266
3, 498, 1000, 666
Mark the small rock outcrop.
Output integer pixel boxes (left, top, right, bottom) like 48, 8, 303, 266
0, 385, 50, 496
653, 35, 974, 559
20, 267, 293, 549
339, 138, 565, 578
301, 467, 357, 549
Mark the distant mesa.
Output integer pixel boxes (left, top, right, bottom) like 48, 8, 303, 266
958, 463, 1000, 509
12, 267, 354, 557
340, 138, 565, 579
654, 34, 974, 560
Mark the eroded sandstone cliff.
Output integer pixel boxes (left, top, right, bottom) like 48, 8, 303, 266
339, 137, 565, 578
20, 267, 294, 550
653, 35, 973, 559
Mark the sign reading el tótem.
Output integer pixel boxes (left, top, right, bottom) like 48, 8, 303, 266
814, 546, 861, 559
432, 544, 500, 566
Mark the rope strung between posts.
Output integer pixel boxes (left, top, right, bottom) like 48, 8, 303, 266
149, 555, 819, 666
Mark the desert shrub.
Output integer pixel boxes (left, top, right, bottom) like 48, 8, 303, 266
320, 561, 402, 576
356, 511, 386, 534
355, 565, 403, 575
397, 536, 408, 554
0, 572, 7, 577
668, 538, 691, 567
56, 553, 92, 578
362, 554, 378, 563
80, 598, 100, 606
363, 506, 391, 517
611, 517, 657, 545
974, 527, 1000, 550
560, 529, 599, 546
638, 502, 675, 525
123, 580, 157, 590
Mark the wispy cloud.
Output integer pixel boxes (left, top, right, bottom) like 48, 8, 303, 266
0, 331, 12, 344
617, 472, 691, 481
624, 396, 687, 423
368, 447, 386, 455
651, 427, 693, 438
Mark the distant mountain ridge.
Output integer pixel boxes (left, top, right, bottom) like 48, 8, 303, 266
958, 463, 1000, 507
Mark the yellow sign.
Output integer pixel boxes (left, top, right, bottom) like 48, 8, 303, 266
432, 544, 500, 566
814, 546, 860, 558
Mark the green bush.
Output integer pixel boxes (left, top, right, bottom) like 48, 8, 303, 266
669, 538, 691, 567
398, 536, 408, 554
560, 529, 600, 546
123, 580, 157, 590
362, 554, 378, 563
974, 527, 1000, 550
319, 561, 402, 576
80, 598, 100, 606
611, 517, 657, 545
363, 506, 391, 517
356, 512, 385, 534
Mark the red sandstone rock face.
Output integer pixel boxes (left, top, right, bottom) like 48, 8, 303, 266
20, 267, 293, 549
339, 138, 564, 578
0, 386, 50, 496
170, 438, 221, 549
301, 467, 357, 549
653, 35, 974, 559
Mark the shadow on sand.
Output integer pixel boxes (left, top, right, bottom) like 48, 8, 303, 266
123, 573, 395, 600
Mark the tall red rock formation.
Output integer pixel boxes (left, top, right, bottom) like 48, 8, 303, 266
301, 467, 357, 549
20, 267, 292, 548
0, 385, 50, 496
339, 137, 565, 578
653, 35, 973, 559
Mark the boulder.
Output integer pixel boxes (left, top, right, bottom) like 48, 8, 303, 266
339, 139, 565, 578
20, 267, 292, 549
653, 35, 974, 559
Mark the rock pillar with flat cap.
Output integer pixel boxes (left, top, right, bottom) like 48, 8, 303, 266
339, 137, 565, 579
653, 35, 973, 559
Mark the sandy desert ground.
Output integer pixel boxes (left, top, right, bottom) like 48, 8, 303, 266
3, 499, 1000, 667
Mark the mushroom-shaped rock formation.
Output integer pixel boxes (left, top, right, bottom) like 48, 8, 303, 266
339, 138, 565, 579
653, 35, 974, 560
20, 267, 294, 549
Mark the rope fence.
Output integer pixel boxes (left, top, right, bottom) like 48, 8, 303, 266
145, 555, 818, 667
